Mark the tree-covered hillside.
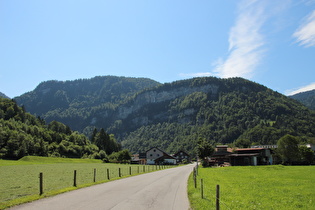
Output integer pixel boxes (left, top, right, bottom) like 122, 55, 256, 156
15, 76, 161, 131
290, 89, 315, 110
0, 98, 120, 159
119, 77, 315, 154
14, 76, 315, 156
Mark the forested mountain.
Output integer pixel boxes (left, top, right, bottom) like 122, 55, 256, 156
15, 76, 161, 131
0, 98, 120, 159
290, 89, 315, 110
0, 92, 9, 99
15, 76, 315, 156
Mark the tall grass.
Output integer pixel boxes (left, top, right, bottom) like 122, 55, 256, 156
188, 165, 315, 210
0, 156, 170, 209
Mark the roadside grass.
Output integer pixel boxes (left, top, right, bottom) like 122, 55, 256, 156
188, 165, 315, 210
0, 156, 171, 209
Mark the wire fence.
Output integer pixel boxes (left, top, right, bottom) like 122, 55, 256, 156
192, 164, 232, 210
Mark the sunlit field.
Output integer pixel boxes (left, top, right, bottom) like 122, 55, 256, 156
0, 156, 171, 209
188, 165, 315, 210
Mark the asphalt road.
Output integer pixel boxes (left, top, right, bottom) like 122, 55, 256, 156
10, 164, 195, 210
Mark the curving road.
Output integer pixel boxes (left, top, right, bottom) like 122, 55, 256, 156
10, 164, 195, 210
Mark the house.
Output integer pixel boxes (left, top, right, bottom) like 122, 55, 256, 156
154, 153, 177, 165
173, 150, 191, 163
210, 145, 233, 166
131, 153, 146, 164
146, 147, 177, 165
229, 148, 273, 166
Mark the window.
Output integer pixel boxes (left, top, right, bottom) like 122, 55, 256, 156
150, 154, 153, 157
153, 149, 156, 152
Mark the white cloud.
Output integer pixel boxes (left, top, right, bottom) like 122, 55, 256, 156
293, 10, 315, 47
285, 82, 315, 95
212, 0, 267, 79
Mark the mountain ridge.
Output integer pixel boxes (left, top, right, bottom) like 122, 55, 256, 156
15, 76, 315, 155
290, 89, 315, 110
0, 92, 9, 99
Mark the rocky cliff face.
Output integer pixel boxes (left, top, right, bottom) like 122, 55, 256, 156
117, 84, 219, 119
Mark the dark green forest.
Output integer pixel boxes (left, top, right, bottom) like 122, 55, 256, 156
121, 81, 315, 154
0, 97, 120, 159
15, 76, 161, 131
13, 76, 315, 156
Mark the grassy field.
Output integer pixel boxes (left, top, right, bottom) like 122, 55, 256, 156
0, 156, 170, 209
188, 165, 315, 210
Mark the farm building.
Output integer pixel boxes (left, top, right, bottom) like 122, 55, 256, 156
173, 150, 191, 163
229, 148, 273, 166
131, 153, 146, 164
146, 147, 177, 165
209, 145, 233, 166
209, 146, 273, 166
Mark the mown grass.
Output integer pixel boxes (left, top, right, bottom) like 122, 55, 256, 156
0, 156, 171, 209
188, 165, 315, 210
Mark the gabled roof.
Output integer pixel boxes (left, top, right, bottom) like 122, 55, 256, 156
173, 150, 190, 157
145, 147, 166, 154
212, 150, 232, 157
236, 148, 265, 151
155, 153, 176, 161
229, 153, 260, 157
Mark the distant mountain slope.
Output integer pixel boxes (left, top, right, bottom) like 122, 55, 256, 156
0, 92, 9, 99
290, 89, 315, 110
15, 76, 161, 130
14, 76, 315, 155
116, 77, 315, 153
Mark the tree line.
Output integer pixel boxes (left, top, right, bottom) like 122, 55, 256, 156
0, 97, 130, 162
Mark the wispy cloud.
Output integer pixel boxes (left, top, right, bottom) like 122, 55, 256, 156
180, 0, 268, 80
293, 10, 315, 47
285, 82, 315, 95
212, 0, 267, 79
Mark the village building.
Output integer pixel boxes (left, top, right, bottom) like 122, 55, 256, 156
173, 150, 191, 163
229, 148, 273, 166
146, 147, 177, 165
209, 145, 233, 166
130, 153, 146, 164
209, 145, 273, 166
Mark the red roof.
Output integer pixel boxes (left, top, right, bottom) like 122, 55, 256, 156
236, 148, 265, 151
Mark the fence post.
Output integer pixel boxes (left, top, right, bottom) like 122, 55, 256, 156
39, 172, 43, 195
143, 165, 145, 172
93, 168, 96, 182
193, 168, 197, 188
196, 159, 198, 175
201, 179, 204, 199
107, 168, 110, 180
138, 166, 139, 173
216, 185, 220, 210
119, 168, 121, 177
129, 166, 132, 175
73, 170, 77, 187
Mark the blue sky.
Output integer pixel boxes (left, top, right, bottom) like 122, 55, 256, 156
1, 0, 315, 98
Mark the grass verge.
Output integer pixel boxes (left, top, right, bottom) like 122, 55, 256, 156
188, 165, 315, 210
0, 156, 172, 209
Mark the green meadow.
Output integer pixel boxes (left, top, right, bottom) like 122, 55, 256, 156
188, 165, 315, 210
0, 156, 169, 209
